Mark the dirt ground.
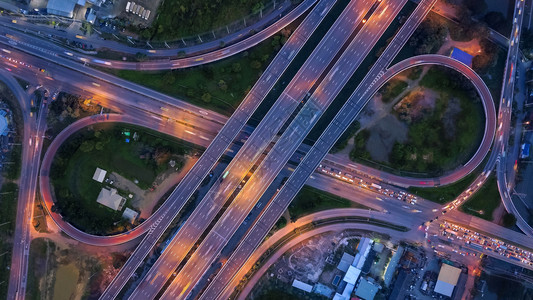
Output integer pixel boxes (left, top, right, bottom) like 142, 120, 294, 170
107, 154, 197, 219
365, 115, 408, 162
27, 237, 130, 300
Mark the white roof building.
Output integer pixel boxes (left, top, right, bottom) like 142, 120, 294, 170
434, 264, 461, 297
291, 279, 312, 293
96, 188, 125, 211
46, 0, 82, 17
122, 207, 138, 223
92, 167, 107, 183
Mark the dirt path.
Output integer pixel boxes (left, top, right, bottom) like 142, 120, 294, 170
138, 156, 198, 218
106, 155, 198, 219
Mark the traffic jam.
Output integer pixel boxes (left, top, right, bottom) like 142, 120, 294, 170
440, 221, 533, 268
317, 164, 418, 205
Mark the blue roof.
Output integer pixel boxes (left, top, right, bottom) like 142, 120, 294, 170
521, 143, 530, 158
450, 48, 473, 67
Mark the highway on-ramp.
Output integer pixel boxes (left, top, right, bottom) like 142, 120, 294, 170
0, 0, 318, 71
2, 70, 49, 300
161, 1, 408, 298
199, 1, 439, 298
98, 0, 338, 298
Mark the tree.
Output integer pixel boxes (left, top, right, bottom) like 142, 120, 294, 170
79, 140, 95, 152
502, 212, 517, 228
465, 0, 487, 16
201, 93, 212, 103
95, 141, 104, 151
218, 80, 228, 92
250, 60, 262, 69
231, 63, 241, 73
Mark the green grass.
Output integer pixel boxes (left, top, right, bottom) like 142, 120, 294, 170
408, 170, 479, 204
288, 185, 369, 221
379, 79, 408, 103
459, 175, 500, 220
50, 123, 199, 235
136, 0, 266, 40
0, 182, 18, 299
389, 66, 484, 174
108, 33, 283, 116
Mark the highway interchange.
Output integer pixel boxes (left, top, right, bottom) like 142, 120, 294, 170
1, 0, 531, 299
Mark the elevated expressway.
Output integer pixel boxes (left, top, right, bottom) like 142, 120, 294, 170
495, 0, 533, 236
0, 0, 318, 71
0, 0, 294, 57
136, 0, 401, 298
199, 1, 488, 298
39, 0, 336, 248
36, 50, 495, 250
98, 0, 340, 298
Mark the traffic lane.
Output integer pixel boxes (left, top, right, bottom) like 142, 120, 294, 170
1, 0, 316, 65
236, 222, 416, 300
0, 0, 291, 58
1, 71, 32, 300
0, 35, 230, 125
497, 0, 530, 236
99, 0, 338, 297
130, 0, 376, 297
162, 0, 408, 297
199, 1, 438, 298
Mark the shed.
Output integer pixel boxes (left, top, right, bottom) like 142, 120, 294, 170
122, 208, 138, 223
450, 48, 474, 67
92, 167, 107, 183
291, 279, 312, 293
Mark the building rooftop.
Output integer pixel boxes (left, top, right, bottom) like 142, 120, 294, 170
343, 265, 361, 285
122, 207, 138, 223
337, 252, 355, 272
46, 0, 78, 17
450, 47, 474, 67
96, 188, 125, 211
92, 167, 107, 183
0, 110, 8, 136
355, 277, 380, 300
434, 263, 461, 297
383, 245, 404, 287
291, 279, 312, 293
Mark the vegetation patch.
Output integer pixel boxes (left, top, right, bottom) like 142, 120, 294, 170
47, 92, 102, 137
109, 30, 291, 115
408, 170, 478, 204
379, 79, 408, 103
50, 123, 198, 235
288, 186, 369, 221
0, 182, 17, 299
133, 0, 268, 40
459, 175, 500, 220
351, 66, 484, 175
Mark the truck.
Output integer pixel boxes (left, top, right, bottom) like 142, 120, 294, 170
371, 183, 382, 190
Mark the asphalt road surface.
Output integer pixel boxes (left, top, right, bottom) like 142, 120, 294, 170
160, 0, 407, 298
0, 0, 317, 70
98, 0, 338, 298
